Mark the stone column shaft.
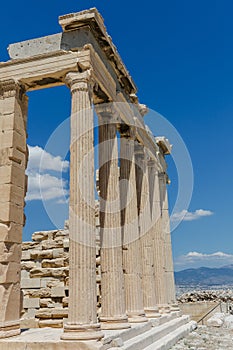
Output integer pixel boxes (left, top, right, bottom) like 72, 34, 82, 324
120, 130, 147, 323
98, 108, 129, 330
149, 162, 168, 313
0, 80, 28, 338
160, 173, 177, 309
61, 71, 103, 341
135, 146, 160, 318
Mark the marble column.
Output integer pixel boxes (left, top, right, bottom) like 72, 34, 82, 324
159, 172, 178, 310
0, 80, 28, 338
148, 161, 170, 314
135, 145, 160, 318
61, 71, 103, 341
97, 105, 130, 330
120, 126, 147, 323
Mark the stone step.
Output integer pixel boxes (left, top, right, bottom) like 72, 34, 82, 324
103, 322, 152, 348
144, 321, 197, 350
119, 315, 191, 350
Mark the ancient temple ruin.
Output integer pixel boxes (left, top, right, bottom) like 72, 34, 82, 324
0, 8, 195, 350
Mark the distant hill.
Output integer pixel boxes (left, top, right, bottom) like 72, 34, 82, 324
175, 265, 233, 286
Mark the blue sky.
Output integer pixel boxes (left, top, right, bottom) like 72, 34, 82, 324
1, 1, 233, 271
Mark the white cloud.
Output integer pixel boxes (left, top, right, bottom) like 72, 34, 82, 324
174, 251, 233, 271
26, 145, 69, 202
27, 145, 69, 173
26, 173, 69, 201
186, 251, 233, 259
171, 209, 213, 222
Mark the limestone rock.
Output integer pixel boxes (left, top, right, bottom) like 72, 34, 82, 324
206, 313, 225, 327
224, 315, 233, 329
21, 261, 36, 270
41, 258, 65, 268
30, 250, 53, 260
39, 298, 55, 308
41, 239, 63, 250
32, 230, 57, 242
30, 267, 68, 278
38, 319, 63, 328
36, 308, 68, 319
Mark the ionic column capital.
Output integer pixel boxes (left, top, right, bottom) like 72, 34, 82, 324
65, 70, 94, 94
95, 103, 120, 124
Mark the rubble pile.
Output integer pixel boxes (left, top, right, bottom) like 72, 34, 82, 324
178, 290, 233, 303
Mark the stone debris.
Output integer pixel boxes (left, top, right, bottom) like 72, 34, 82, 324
224, 315, 233, 329
172, 312, 233, 349
171, 324, 233, 350
20, 224, 101, 329
178, 290, 233, 303
206, 313, 225, 327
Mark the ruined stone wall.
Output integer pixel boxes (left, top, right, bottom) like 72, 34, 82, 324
20, 222, 101, 328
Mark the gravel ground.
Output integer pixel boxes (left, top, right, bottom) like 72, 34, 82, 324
171, 325, 233, 350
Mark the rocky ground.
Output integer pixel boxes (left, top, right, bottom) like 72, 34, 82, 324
171, 325, 233, 350
177, 289, 233, 303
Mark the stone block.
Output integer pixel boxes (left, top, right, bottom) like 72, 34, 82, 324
51, 286, 65, 298
21, 270, 29, 279
0, 165, 25, 189
22, 308, 37, 318
21, 278, 41, 289
0, 130, 27, 153
42, 238, 63, 250
224, 315, 233, 329
0, 262, 20, 283
36, 308, 68, 319
206, 313, 225, 327
53, 248, 66, 259
39, 298, 54, 308
0, 222, 23, 243
38, 319, 63, 328
35, 309, 52, 319
21, 250, 31, 260
30, 267, 68, 278
46, 280, 64, 288
20, 317, 39, 329
40, 278, 52, 288
30, 250, 53, 259
28, 288, 51, 298
21, 261, 36, 270
0, 113, 26, 136
51, 308, 68, 319
0, 184, 24, 207
0, 283, 21, 323
32, 230, 57, 242
41, 258, 65, 268
0, 147, 26, 168
55, 231, 69, 240
0, 201, 24, 225
22, 241, 39, 250
0, 242, 21, 263
23, 297, 40, 309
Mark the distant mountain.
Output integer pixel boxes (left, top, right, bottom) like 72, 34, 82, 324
175, 265, 233, 286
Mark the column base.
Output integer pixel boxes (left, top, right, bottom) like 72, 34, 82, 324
158, 304, 171, 314
128, 313, 148, 323
145, 307, 161, 318
61, 323, 104, 341
0, 321, 21, 339
100, 316, 131, 330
